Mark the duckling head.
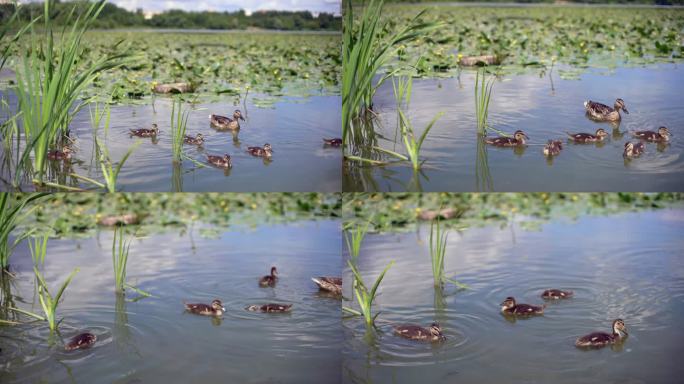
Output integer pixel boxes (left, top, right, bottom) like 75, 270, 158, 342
196, 133, 204, 141
513, 130, 529, 144
615, 99, 628, 114
233, 110, 245, 121
596, 128, 608, 138
270, 266, 278, 277
612, 319, 628, 336
152, 123, 159, 133
658, 126, 670, 138
623, 142, 634, 157
211, 299, 226, 313
223, 154, 232, 166
500, 297, 516, 311
429, 323, 446, 340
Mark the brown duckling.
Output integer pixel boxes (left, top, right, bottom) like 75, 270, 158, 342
47, 146, 74, 161
323, 138, 342, 147
209, 110, 244, 130
542, 140, 563, 156
259, 266, 278, 287
623, 142, 645, 158
393, 322, 446, 342
485, 130, 529, 147
184, 299, 226, 316
584, 99, 628, 122
633, 126, 670, 142
575, 319, 628, 348
184, 133, 205, 146
311, 276, 342, 295
566, 128, 608, 143
206, 154, 232, 169
64, 332, 97, 351
129, 124, 159, 137
541, 289, 574, 300
500, 296, 545, 316
247, 143, 273, 158
245, 303, 293, 313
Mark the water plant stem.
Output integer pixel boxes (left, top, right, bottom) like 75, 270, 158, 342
0, 193, 46, 270
475, 67, 495, 134
342, 260, 394, 327
171, 97, 190, 163
429, 220, 469, 289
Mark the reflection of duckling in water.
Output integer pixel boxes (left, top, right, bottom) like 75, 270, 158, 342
541, 289, 573, 300
584, 99, 628, 122
500, 296, 545, 316
245, 303, 293, 313
633, 126, 670, 143
566, 128, 608, 143
184, 299, 226, 316
65, 332, 97, 351
393, 323, 446, 342
623, 142, 644, 158
575, 319, 628, 348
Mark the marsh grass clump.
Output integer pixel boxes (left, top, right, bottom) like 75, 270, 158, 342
171, 97, 191, 163
112, 228, 151, 297
0, 193, 45, 271
342, 260, 394, 327
95, 138, 140, 193
429, 220, 468, 289
344, 221, 370, 263
475, 68, 495, 134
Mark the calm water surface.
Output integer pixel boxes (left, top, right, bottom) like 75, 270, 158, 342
0, 220, 341, 383
344, 64, 684, 191
343, 209, 684, 383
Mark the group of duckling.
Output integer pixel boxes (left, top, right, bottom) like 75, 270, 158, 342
483, 98, 671, 160
62, 266, 342, 352
395, 288, 627, 349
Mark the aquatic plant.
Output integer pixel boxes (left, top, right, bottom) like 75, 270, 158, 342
112, 228, 151, 297
89, 101, 111, 137
0, 4, 36, 71
0, 193, 46, 271
343, 260, 394, 327
28, 232, 49, 267
344, 221, 370, 263
429, 220, 468, 289
171, 97, 190, 163
475, 68, 494, 134
95, 138, 140, 193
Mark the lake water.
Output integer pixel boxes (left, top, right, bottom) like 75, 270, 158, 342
0, 220, 341, 383
342, 209, 684, 383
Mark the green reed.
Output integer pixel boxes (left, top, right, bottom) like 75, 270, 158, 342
111, 228, 151, 297
171, 97, 190, 163
344, 221, 370, 263
0, 193, 45, 271
95, 138, 140, 192
429, 220, 468, 289
89, 101, 111, 137
343, 260, 394, 327
475, 68, 495, 134
28, 232, 49, 267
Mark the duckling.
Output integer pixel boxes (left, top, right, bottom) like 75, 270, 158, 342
64, 332, 97, 351
542, 140, 563, 156
584, 99, 628, 122
47, 146, 74, 161
500, 296, 545, 316
206, 154, 232, 169
541, 289, 574, 300
633, 126, 670, 142
209, 110, 244, 130
311, 276, 342, 295
184, 133, 205, 146
393, 323, 446, 342
323, 138, 343, 147
259, 266, 278, 287
184, 299, 226, 316
129, 124, 159, 137
246, 143, 273, 158
623, 142, 645, 158
245, 303, 293, 313
566, 128, 609, 143
485, 130, 529, 147
575, 319, 628, 348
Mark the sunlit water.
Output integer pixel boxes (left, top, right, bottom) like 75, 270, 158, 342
344, 64, 684, 191
0, 221, 341, 383
343, 209, 684, 383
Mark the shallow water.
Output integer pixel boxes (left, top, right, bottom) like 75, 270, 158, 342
344, 64, 684, 192
0, 220, 341, 383
342, 209, 684, 383
0, 94, 341, 192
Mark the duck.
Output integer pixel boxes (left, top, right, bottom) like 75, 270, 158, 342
206, 154, 232, 169
484, 130, 529, 147
633, 126, 670, 142
47, 146, 74, 161
500, 297, 545, 316
259, 266, 278, 287
129, 124, 159, 137
247, 144, 273, 158
245, 303, 293, 313
575, 319, 628, 348
566, 128, 608, 143
541, 289, 574, 300
184, 299, 226, 316
323, 138, 343, 147
184, 133, 205, 146
584, 99, 628, 121
64, 332, 97, 351
542, 140, 563, 156
393, 323, 446, 342
623, 142, 645, 158
209, 110, 244, 130
311, 276, 342, 295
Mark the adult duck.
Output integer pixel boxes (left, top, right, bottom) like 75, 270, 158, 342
584, 99, 628, 122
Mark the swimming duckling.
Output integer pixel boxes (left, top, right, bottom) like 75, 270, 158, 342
259, 266, 278, 287
500, 297, 545, 316
47, 146, 74, 161
206, 154, 232, 169
311, 276, 342, 295
184, 299, 226, 316
64, 332, 97, 351
575, 319, 628, 348
633, 126, 670, 142
184, 133, 205, 146
541, 289, 574, 300
209, 110, 244, 130
245, 303, 293, 313
542, 140, 563, 156
323, 138, 343, 147
129, 124, 159, 138
623, 142, 645, 158
247, 143, 273, 158
485, 130, 529, 147
584, 99, 628, 122
566, 128, 608, 143
393, 323, 446, 342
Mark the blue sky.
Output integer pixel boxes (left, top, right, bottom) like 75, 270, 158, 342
106, 1, 340, 14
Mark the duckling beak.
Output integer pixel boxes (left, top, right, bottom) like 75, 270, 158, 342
240, 116, 245, 121
623, 107, 629, 114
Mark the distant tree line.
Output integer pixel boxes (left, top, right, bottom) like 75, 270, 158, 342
0, 1, 341, 31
